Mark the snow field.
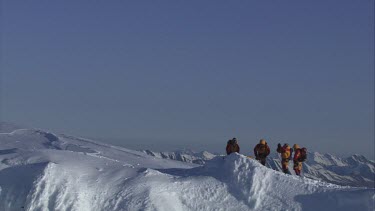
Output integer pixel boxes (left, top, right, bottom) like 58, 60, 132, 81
0, 127, 374, 211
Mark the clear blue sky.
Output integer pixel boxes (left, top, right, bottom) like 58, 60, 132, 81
1, 0, 374, 158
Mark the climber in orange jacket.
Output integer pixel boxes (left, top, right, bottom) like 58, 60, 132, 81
277, 143, 292, 174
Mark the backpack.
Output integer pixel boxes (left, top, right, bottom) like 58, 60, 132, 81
298, 148, 307, 162
226, 139, 239, 154
257, 144, 267, 154
227, 139, 236, 145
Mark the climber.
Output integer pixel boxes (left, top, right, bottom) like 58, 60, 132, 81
226, 138, 240, 155
277, 143, 292, 174
254, 139, 270, 166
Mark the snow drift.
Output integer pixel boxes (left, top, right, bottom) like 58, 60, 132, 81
0, 125, 374, 211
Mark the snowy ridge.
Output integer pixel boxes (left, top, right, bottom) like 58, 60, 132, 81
268, 151, 375, 188
143, 149, 375, 188
141, 149, 216, 164
0, 125, 374, 210
0, 122, 23, 133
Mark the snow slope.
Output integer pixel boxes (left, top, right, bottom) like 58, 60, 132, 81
0, 125, 374, 211
143, 149, 375, 188
268, 151, 375, 188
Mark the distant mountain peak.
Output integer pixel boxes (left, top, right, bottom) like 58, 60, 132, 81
0, 122, 25, 133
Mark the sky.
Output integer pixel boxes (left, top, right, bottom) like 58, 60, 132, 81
1, 0, 374, 158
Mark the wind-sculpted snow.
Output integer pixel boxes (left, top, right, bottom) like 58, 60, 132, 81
158, 154, 373, 210
144, 149, 375, 188
0, 162, 49, 211
0, 125, 374, 210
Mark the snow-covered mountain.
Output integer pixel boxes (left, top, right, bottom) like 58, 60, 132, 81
141, 149, 216, 165
267, 152, 375, 188
0, 124, 374, 211
0, 122, 23, 133
142, 149, 375, 188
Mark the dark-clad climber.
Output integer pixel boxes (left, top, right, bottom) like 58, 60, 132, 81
254, 139, 270, 166
226, 138, 240, 155
293, 144, 307, 176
